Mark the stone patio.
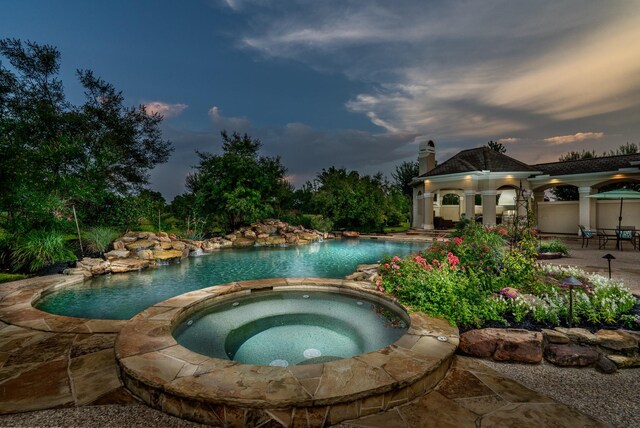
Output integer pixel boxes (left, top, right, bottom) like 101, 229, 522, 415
0, 251, 629, 427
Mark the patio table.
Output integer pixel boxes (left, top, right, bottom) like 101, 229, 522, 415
596, 228, 639, 251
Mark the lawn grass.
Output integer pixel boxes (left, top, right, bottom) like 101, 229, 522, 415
383, 222, 411, 233
0, 273, 28, 284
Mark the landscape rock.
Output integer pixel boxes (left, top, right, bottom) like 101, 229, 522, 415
152, 250, 184, 261
256, 236, 286, 246
343, 231, 360, 238
125, 240, 156, 251
459, 328, 543, 363
594, 329, 638, 352
159, 241, 173, 250
233, 237, 255, 247
110, 258, 150, 273
171, 241, 186, 251
225, 234, 237, 242
243, 230, 257, 239
63, 267, 92, 278
112, 240, 126, 250
119, 236, 137, 243
607, 354, 640, 368
554, 327, 599, 345
541, 328, 570, 344
157, 231, 169, 239
136, 250, 154, 260
77, 258, 111, 276
595, 355, 618, 374
544, 344, 599, 366
104, 250, 130, 261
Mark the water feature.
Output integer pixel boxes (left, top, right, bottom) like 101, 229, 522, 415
36, 239, 423, 319
173, 289, 408, 366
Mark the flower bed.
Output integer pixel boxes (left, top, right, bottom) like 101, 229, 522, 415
372, 222, 639, 331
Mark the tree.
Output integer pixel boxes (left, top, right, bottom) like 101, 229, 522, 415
0, 38, 172, 233
391, 160, 419, 224
487, 140, 506, 154
608, 142, 638, 156
190, 131, 292, 230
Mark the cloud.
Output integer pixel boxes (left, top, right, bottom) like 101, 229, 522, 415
143, 101, 188, 118
231, 1, 640, 141
208, 106, 251, 132
543, 132, 605, 145
498, 138, 520, 144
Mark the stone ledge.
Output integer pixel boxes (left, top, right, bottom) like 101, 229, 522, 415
115, 278, 458, 426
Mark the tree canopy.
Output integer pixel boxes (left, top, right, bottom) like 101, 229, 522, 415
486, 140, 506, 154
0, 38, 172, 232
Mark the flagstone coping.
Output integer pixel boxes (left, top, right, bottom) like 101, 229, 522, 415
115, 278, 459, 427
0, 275, 126, 334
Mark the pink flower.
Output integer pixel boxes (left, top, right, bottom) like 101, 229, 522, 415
392, 256, 401, 263
447, 252, 460, 268
500, 287, 519, 299
453, 237, 463, 245
384, 263, 390, 269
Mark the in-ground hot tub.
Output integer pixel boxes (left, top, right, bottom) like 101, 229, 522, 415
173, 289, 409, 367
115, 278, 458, 427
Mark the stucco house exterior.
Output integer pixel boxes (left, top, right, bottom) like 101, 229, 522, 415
411, 138, 640, 234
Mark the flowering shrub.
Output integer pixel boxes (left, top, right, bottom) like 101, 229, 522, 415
374, 222, 638, 329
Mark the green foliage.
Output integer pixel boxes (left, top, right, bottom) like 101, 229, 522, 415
83, 227, 119, 255
537, 239, 569, 255
11, 230, 76, 272
0, 273, 28, 284
0, 38, 171, 236
309, 215, 333, 232
190, 131, 291, 231
486, 140, 506, 154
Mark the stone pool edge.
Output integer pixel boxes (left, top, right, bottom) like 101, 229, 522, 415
114, 278, 459, 427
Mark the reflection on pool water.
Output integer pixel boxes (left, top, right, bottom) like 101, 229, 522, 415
36, 239, 424, 320
173, 290, 409, 366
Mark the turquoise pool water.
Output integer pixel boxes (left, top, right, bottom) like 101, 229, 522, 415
174, 290, 408, 366
36, 239, 424, 320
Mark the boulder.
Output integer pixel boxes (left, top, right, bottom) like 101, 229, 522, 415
298, 232, 319, 242
152, 249, 184, 261
256, 236, 287, 246
77, 257, 111, 276
157, 231, 169, 239
554, 327, 599, 345
160, 241, 173, 250
284, 233, 299, 244
607, 354, 640, 368
459, 328, 543, 363
110, 258, 150, 273
541, 328, 570, 344
158, 236, 172, 243
594, 329, 638, 352
544, 344, 599, 366
595, 355, 618, 374
257, 233, 269, 239
225, 234, 237, 242
119, 236, 138, 243
244, 230, 257, 240
63, 267, 92, 278
112, 240, 126, 250
125, 240, 156, 251
343, 231, 360, 238
104, 250, 130, 261
171, 241, 186, 251
136, 250, 154, 260
233, 237, 255, 247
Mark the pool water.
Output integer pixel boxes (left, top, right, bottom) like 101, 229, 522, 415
173, 290, 408, 366
36, 239, 423, 320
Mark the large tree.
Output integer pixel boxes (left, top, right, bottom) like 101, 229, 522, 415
0, 38, 172, 232
392, 160, 419, 223
190, 131, 292, 230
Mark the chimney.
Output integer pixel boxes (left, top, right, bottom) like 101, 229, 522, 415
417, 137, 435, 175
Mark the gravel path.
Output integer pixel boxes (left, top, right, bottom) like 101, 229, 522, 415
482, 360, 640, 428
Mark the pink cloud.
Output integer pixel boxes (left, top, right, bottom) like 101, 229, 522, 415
498, 137, 520, 144
543, 132, 604, 145
143, 101, 188, 118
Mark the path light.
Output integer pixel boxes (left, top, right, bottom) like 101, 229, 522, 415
562, 276, 583, 328
602, 253, 616, 279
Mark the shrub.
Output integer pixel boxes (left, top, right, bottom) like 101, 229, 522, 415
11, 230, 76, 272
83, 227, 120, 255
309, 215, 334, 232
537, 239, 569, 255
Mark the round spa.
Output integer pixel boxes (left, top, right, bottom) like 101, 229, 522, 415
115, 279, 459, 427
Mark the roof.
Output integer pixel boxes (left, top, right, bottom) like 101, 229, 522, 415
534, 153, 640, 176
418, 147, 539, 178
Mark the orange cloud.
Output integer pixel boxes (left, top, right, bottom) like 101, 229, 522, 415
543, 132, 604, 145
144, 101, 188, 118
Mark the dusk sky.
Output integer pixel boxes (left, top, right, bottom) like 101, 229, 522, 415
3, 0, 640, 200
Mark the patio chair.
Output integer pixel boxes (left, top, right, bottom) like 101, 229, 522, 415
616, 226, 637, 251
578, 225, 594, 248
596, 229, 609, 250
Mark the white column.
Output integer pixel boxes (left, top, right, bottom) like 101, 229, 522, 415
422, 192, 434, 230
481, 190, 497, 226
464, 191, 475, 221
578, 186, 595, 231
412, 189, 420, 228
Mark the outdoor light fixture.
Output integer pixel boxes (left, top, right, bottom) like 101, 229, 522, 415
562, 276, 583, 328
602, 253, 616, 279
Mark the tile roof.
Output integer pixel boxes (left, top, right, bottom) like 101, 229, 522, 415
418, 147, 539, 178
533, 153, 640, 176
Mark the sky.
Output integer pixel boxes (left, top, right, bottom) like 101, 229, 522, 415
2, 0, 640, 200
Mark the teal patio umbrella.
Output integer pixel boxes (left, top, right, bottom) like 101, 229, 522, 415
588, 189, 640, 231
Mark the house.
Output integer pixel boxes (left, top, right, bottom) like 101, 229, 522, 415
411, 138, 640, 234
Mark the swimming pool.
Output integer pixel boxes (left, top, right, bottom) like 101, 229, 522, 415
36, 239, 423, 319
